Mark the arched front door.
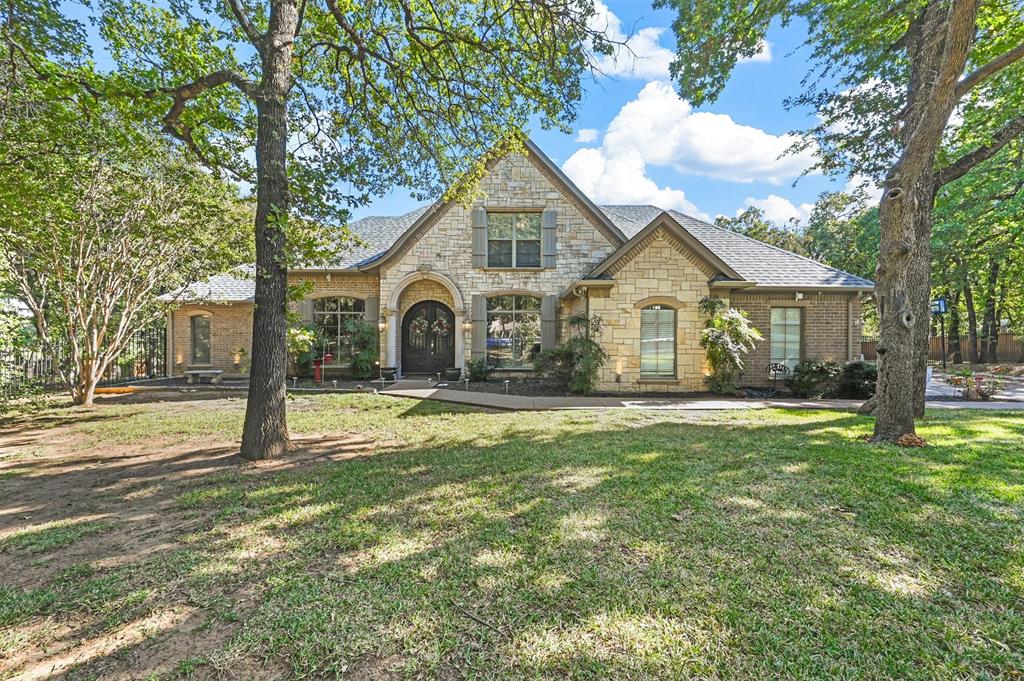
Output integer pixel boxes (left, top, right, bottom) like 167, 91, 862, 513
402, 300, 455, 375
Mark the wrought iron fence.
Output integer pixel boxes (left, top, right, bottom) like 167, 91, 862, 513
1, 326, 166, 399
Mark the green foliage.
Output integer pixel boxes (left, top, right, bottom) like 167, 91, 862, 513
715, 207, 810, 255
698, 299, 763, 394
286, 324, 321, 378
535, 314, 608, 396
785, 361, 842, 398
465, 359, 492, 382
834, 360, 877, 399
343, 318, 378, 380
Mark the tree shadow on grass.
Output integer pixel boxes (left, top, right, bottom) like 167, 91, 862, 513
1, 403, 1022, 678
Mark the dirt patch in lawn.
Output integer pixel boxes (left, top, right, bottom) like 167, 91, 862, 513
0, 392, 382, 679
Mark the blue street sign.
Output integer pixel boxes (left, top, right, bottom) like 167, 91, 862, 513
930, 298, 947, 315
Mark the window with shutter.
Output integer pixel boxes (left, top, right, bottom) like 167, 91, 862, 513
640, 305, 675, 377
486, 212, 541, 268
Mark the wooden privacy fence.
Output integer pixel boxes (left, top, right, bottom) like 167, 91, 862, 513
860, 333, 1024, 363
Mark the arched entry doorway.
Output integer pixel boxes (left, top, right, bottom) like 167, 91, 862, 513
401, 300, 455, 374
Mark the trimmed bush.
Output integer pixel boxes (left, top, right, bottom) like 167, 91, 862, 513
535, 314, 608, 395
465, 359, 492, 382
785, 360, 841, 398
833, 360, 877, 399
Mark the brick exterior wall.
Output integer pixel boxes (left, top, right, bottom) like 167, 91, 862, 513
168, 272, 380, 377
730, 291, 864, 387
168, 303, 253, 377
586, 227, 713, 392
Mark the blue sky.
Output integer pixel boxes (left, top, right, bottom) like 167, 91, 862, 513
360, 0, 869, 225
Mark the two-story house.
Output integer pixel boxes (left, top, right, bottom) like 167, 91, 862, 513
167, 140, 873, 392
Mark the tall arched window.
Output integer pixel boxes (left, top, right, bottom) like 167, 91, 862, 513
640, 305, 675, 377
190, 315, 211, 365
486, 295, 541, 368
313, 297, 364, 362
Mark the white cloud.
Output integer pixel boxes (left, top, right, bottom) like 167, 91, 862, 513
575, 128, 599, 143
564, 147, 707, 218
588, 1, 674, 79
738, 39, 773, 64
742, 195, 814, 225
562, 81, 819, 211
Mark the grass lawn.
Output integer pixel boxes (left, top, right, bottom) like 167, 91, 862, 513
1, 391, 1022, 679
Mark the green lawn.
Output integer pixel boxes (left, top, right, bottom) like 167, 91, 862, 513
1, 393, 1023, 679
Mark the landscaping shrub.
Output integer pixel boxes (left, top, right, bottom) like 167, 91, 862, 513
344, 318, 378, 380
833, 360, 877, 398
698, 298, 762, 394
286, 324, 321, 378
785, 360, 841, 398
535, 314, 608, 395
465, 358, 492, 382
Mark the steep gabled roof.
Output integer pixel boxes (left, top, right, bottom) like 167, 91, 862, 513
597, 205, 874, 289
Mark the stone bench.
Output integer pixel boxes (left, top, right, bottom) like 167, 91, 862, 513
184, 369, 223, 384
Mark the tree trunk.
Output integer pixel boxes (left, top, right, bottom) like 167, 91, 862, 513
870, 0, 979, 441
980, 257, 999, 363
964, 281, 979, 362
239, 1, 297, 460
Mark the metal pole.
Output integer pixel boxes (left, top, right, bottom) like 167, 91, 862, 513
940, 313, 947, 370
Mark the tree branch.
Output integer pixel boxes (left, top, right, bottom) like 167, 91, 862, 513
936, 114, 1024, 186
224, 0, 264, 53
955, 40, 1024, 98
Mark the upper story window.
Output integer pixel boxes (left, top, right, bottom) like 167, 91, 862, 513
313, 297, 364, 362
640, 305, 675, 377
487, 212, 541, 268
190, 315, 211, 365
770, 307, 801, 370
486, 295, 541, 368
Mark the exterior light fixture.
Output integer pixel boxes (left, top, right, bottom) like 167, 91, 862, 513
378, 316, 386, 332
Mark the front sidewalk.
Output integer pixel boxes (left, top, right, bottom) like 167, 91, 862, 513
381, 380, 1024, 412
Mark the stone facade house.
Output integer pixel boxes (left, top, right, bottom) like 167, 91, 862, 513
167, 140, 873, 392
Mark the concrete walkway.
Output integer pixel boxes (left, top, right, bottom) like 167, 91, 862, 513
381, 379, 1024, 412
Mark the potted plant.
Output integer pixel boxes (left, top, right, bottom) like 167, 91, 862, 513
380, 366, 397, 380
444, 367, 462, 381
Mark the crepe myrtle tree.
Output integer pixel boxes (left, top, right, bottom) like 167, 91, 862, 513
34, 0, 619, 460
658, 0, 1024, 441
0, 96, 250, 406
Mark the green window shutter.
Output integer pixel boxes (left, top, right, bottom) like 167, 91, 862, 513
363, 296, 379, 323
541, 208, 557, 268
471, 294, 487, 360
541, 295, 558, 350
471, 206, 488, 267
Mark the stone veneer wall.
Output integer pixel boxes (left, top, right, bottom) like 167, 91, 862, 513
378, 152, 619, 369
169, 303, 254, 377
730, 291, 864, 387
587, 227, 713, 392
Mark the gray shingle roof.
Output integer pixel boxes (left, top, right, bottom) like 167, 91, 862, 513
330, 205, 432, 268
160, 267, 255, 303
173, 194, 871, 304
598, 204, 874, 289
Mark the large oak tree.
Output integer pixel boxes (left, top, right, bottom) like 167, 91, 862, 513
658, 0, 1024, 440
3, 0, 616, 458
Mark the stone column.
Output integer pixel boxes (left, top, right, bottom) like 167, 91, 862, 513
454, 309, 466, 370
386, 309, 398, 369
